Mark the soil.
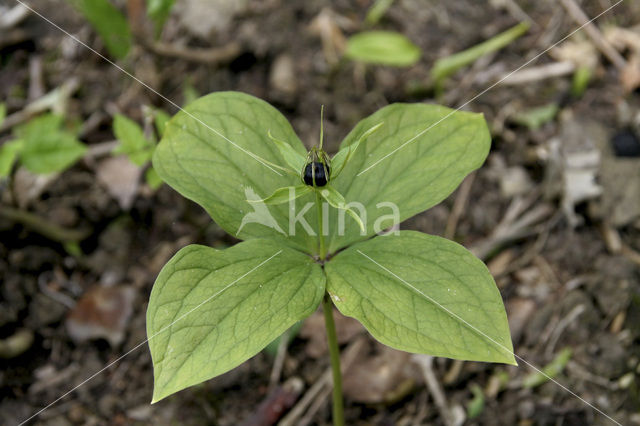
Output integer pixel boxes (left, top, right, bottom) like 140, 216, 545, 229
1, 0, 640, 425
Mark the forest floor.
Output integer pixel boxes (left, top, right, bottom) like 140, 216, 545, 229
1, 0, 640, 425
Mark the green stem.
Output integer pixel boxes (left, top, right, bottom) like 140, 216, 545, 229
322, 293, 344, 426
315, 190, 326, 259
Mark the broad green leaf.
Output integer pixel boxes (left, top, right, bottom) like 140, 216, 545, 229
113, 114, 154, 166
146, 0, 175, 37
145, 166, 163, 189
325, 231, 515, 364
431, 22, 529, 88
319, 185, 365, 232
0, 139, 24, 177
0, 103, 6, 127
147, 239, 325, 402
345, 31, 421, 67
330, 122, 383, 179
268, 130, 306, 173
523, 348, 572, 388
17, 114, 87, 174
153, 91, 318, 253
69, 0, 131, 59
249, 185, 312, 205
327, 103, 490, 253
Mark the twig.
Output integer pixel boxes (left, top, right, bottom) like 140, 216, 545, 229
444, 172, 476, 239
491, 0, 537, 28
269, 329, 291, 391
0, 3, 30, 30
278, 336, 365, 426
144, 40, 242, 65
559, 0, 626, 70
499, 61, 575, 85
471, 195, 554, 260
0, 78, 79, 134
545, 304, 585, 357
412, 354, 455, 426
241, 378, 304, 426
297, 386, 332, 426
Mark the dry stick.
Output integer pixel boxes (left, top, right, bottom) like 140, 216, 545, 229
444, 172, 476, 240
278, 336, 366, 426
145, 41, 242, 65
559, 0, 626, 70
0, 78, 79, 134
269, 329, 291, 391
0, 3, 30, 29
412, 355, 455, 426
499, 61, 576, 85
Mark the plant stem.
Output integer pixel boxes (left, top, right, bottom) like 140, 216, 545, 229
315, 190, 326, 259
322, 293, 344, 426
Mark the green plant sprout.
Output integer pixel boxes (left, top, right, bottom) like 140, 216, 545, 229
112, 110, 168, 189
345, 30, 421, 67
0, 113, 87, 178
431, 22, 530, 94
147, 91, 514, 425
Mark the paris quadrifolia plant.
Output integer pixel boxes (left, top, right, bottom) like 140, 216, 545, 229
147, 91, 515, 424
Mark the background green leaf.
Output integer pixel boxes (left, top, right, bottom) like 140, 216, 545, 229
327, 103, 490, 253
68, 0, 132, 59
345, 31, 421, 67
0, 103, 6, 127
146, 0, 175, 37
16, 114, 87, 174
153, 91, 319, 253
431, 22, 529, 89
0, 139, 24, 177
325, 231, 515, 364
113, 114, 154, 166
147, 239, 325, 402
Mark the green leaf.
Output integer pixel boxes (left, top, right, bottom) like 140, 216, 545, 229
365, 0, 395, 26
325, 231, 515, 364
147, 239, 325, 402
319, 185, 365, 232
113, 114, 154, 166
523, 348, 572, 388
146, 0, 175, 37
268, 130, 306, 173
0, 103, 6, 127
571, 66, 592, 98
145, 166, 163, 189
69, 0, 132, 59
327, 103, 490, 253
467, 384, 485, 419
431, 22, 529, 88
17, 114, 87, 174
345, 31, 421, 67
153, 91, 317, 253
154, 109, 171, 138
249, 185, 312, 205
330, 121, 383, 179
0, 139, 24, 177
511, 103, 558, 130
